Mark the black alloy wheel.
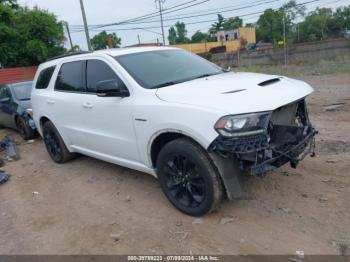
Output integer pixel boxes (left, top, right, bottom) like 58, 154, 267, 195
157, 138, 222, 216
16, 117, 35, 140
42, 121, 75, 164
44, 128, 63, 162
163, 154, 205, 208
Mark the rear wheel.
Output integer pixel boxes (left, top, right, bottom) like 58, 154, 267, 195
42, 121, 75, 163
156, 138, 223, 216
16, 116, 36, 141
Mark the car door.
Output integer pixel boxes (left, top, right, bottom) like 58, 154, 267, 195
0, 85, 15, 128
50, 60, 90, 147
78, 59, 140, 163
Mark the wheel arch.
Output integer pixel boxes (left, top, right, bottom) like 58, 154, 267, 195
148, 129, 209, 169
14, 113, 19, 125
38, 115, 54, 135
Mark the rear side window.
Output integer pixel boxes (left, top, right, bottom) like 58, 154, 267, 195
35, 66, 55, 89
55, 61, 85, 92
0, 86, 11, 99
86, 60, 125, 93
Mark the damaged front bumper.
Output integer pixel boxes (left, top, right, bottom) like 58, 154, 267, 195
208, 99, 317, 177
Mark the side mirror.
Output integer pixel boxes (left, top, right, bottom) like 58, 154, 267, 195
0, 97, 10, 103
96, 79, 130, 98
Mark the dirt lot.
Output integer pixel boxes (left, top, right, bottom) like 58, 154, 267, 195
0, 74, 349, 255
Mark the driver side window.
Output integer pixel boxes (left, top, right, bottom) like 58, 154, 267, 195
86, 60, 126, 93
0, 86, 11, 100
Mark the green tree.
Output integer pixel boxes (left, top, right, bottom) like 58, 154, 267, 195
330, 6, 350, 33
245, 22, 256, 28
90, 31, 121, 50
298, 6, 350, 41
256, 8, 283, 43
175, 22, 189, 44
223, 17, 243, 30
210, 14, 225, 33
299, 8, 333, 41
191, 31, 209, 43
70, 45, 81, 52
168, 27, 177, 44
256, 0, 305, 44
0, 1, 66, 67
167, 22, 189, 44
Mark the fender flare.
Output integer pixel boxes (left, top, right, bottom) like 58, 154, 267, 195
147, 128, 208, 168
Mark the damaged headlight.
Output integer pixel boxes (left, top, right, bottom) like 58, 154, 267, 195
214, 112, 271, 138
25, 108, 33, 117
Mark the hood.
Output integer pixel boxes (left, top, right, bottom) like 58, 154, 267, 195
16, 99, 32, 114
18, 99, 31, 109
155, 72, 314, 115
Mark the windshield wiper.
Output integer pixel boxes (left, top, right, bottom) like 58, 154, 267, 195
150, 81, 179, 89
193, 72, 222, 80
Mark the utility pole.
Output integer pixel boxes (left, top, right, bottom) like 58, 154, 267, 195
155, 0, 166, 46
283, 12, 287, 66
65, 22, 74, 50
79, 0, 92, 51
297, 23, 300, 42
137, 34, 141, 46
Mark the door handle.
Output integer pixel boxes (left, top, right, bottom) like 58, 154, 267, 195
47, 99, 55, 105
82, 102, 93, 109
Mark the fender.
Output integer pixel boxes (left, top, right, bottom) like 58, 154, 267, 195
147, 128, 207, 169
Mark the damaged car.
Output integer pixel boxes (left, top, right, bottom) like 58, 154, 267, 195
0, 81, 36, 140
31, 48, 316, 216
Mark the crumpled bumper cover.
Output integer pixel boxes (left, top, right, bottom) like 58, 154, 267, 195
208, 127, 317, 177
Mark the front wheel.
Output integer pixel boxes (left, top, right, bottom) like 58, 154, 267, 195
156, 138, 223, 216
16, 116, 36, 140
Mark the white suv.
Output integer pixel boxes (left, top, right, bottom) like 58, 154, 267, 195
31, 47, 316, 216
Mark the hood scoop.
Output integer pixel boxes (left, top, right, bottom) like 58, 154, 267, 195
258, 78, 281, 87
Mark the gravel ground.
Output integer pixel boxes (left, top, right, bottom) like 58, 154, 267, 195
0, 74, 349, 255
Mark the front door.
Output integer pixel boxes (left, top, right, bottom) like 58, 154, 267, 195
78, 59, 140, 163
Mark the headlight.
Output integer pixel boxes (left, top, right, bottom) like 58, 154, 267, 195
214, 112, 271, 138
25, 108, 33, 117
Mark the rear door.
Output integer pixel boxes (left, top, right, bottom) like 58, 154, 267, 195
49, 60, 89, 147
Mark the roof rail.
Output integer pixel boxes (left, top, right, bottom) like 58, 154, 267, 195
46, 51, 92, 62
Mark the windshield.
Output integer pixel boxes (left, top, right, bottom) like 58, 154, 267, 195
11, 82, 32, 100
115, 49, 224, 89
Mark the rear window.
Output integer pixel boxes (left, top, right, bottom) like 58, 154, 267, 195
55, 61, 85, 92
35, 66, 56, 89
11, 82, 32, 100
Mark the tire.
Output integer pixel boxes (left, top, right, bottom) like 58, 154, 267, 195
156, 138, 223, 216
42, 121, 75, 164
16, 116, 36, 141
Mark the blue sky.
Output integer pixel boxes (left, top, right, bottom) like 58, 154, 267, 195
18, 0, 350, 49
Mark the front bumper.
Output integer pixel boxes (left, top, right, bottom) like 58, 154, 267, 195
208, 99, 317, 176
22, 113, 37, 130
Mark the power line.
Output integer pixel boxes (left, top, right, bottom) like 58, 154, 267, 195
70, 0, 209, 30
157, 0, 278, 19
119, 0, 282, 25
69, 0, 326, 35
69, 0, 278, 33
70, 0, 275, 31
